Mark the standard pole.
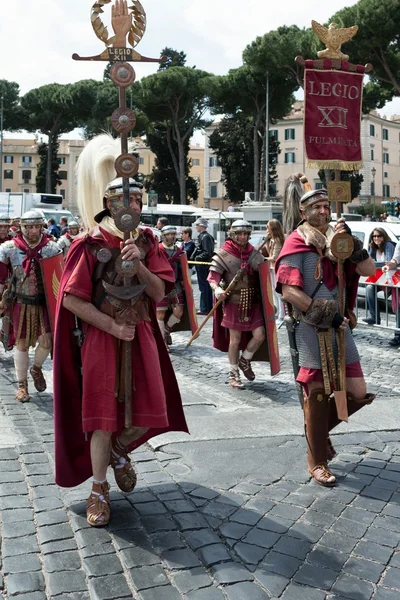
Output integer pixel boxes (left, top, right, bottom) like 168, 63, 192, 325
0, 95, 4, 193
265, 74, 269, 201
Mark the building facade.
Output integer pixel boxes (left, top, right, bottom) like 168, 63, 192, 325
203, 102, 400, 212
1, 137, 205, 211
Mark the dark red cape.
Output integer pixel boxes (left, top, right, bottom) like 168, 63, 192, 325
275, 230, 359, 311
53, 231, 188, 488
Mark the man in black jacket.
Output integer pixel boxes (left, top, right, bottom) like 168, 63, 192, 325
192, 218, 214, 314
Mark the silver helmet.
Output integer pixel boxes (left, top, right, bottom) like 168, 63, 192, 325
161, 225, 177, 242
0, 213, 11, 226
68, 220, 79, 231
229, 219, 252, 235
104, 177, 143, 198
20, 210, 46, 226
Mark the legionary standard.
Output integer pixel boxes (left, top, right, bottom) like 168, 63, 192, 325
53, 0, 187, 527
277, 24, 376, 487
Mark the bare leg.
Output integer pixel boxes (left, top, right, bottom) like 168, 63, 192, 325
14, 340, 30, 402
245, 326, 265, 354
90, 430, 112, 482
228, 329, 241, 366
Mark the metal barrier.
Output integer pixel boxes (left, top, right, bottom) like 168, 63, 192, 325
356, 272, 400, 333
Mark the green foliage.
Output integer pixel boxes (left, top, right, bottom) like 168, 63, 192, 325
0, 79, 24, 131
318, 170, 364, 200
158, 47, 188, 70
35, 141, 61, 194
330, 0, 400, 106
356, 202, 385, 218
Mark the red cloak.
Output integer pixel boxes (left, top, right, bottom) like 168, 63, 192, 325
53, 228, 188, 488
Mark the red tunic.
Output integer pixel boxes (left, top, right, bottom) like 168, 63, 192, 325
53, 228, 188, 488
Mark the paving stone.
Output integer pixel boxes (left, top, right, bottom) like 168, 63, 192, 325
244, 497, 275, 514
373, 587, 400, 600
47, 570, 87, 596
23, 463, 52, 476
258, 487, 291, 502
0, 496, 31, 510
260, 550, 301, 578
139, 585, 183, 599
257, 515, 293, 534
281, 583, 326, 600
375, 515, 400, 533
332, 573, 374, 600
303, 510, 336, 529
253, 569, 290, 597
0, 471, 24, 484
197, 543, 232, 567
361, 486, 393, 502
6, 594, 45, 600
2, 520, 36, 538
353, 541, 393, 564
282, 492, 315, 508
383, 504, 400, 519
287, 522, 325, 543
325, 489, 357, 505
273, 535, 313, 560
219, 522, 251, 540
234, 542, 268, 565
381, 567, 400, 590
371, 478, 398, 492
44, 551, 82, 573
130, 565, 169, 590
81, 543, 115, 558
202, 501, 237, 519
149, 531, 185, 552
184, 529, 221, 551
307, 546, 348, 571
120, 545, 160, 568
215, 492, 247, 507
2, 536, 39, 557
84, 554, 124, 577
210, 561, 253, 584
75, 527, 111, 548
172, 567, 213, 594
134, 501, 168, 516
269, 503, 305, 521
88, 574, 132, 599
311, 498, 345, 517
22, 453, 49, 464
40, 538, 78, 554
223, 581, 270, 600
164, 499, 197, 513
31, 485, 61, 498
33, 496, 64, 512
173, 512, 209, 531
229, 508, 261, 526
389, 551, 400, 568
6, 572, 45, 596
38, 523, 74, 544
351, 496, 386, 513
189, 487, 220, 500
293, 563, 337, 590
1, 508, 33, 523
229, 482, 262, 495
343, 556, 384, 583
330, 517, 369, 538
0, 460, 21, 472
0, 482, 28, 496
242, 528, 280, 549
355, 465, 382, 477
35, 510, 68, 527
162, 547, 201, 570
3, 553, 41, 575
363, 526, 400, 547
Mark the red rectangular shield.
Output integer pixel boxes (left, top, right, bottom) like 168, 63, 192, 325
41, 252, 64, 331
259, 262, 280, 376
178, 252, 198, 335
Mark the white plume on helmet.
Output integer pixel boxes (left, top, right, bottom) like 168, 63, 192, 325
76, 133, 139, 230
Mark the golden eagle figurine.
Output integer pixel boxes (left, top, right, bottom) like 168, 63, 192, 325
311, 20, 358, 61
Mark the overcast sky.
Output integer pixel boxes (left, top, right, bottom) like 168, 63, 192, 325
1, 0, 399, 136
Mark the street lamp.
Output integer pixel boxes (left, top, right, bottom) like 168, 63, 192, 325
371, 166, 376, 220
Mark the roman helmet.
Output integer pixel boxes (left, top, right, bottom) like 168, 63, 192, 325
68, 220, 80, 236
229, 219, 252, 241
0, 214, 11, 225
20, 210, 46, 236
161, 225, 177, 246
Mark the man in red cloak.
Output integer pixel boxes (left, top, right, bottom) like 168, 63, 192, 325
53, 134, 188, 527
207, 219, 265, 389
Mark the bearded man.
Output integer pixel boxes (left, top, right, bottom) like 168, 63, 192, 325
57, 220, 80, 257
156, 225, 185, 346
207, 220, 265, 389
0, 210, 60, 401
53, 134, 187, 527
276, 187, 375, 486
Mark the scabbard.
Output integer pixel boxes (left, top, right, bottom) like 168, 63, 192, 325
283, 304, 304, 409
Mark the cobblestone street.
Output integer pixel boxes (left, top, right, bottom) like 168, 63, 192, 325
1, 292, 400, 599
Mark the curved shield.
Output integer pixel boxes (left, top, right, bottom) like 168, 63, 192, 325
258, 262, 280, 376
170, 253, 198, 335
41, 252, 64, 332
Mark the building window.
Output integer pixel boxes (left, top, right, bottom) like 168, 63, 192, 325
269, 183, 277, 197
22, 170, 31, 182
209, 156, 218, 167
315, 181, 324, 189
270, 129, 278, 141
285, 128, 295, 141
192, 158, 200, 166
5, 188, 11, 192
60, 189, 66, 199
23, 189, 30, 193
370, 149, 374, 161
384, 171, 388, 178
22, 156, 32, 165
59, 157, 66, 165
370, 124, 375, 137
383, 184, 390, 198
284, 152, 295, 164
4, 156, 13, 164
383, 152, 389, 164
138, 157, 144, 165
383, 128, 389, 141
4, 169, 13, 179
210, 183, 218, 198
59, 170, 68, 180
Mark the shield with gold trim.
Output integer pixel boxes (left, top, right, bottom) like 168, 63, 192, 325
170, 253, 198, 335
41, 252, 64, 331
257, 262, 280, 375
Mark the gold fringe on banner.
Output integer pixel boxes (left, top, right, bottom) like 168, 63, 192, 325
306, 160, 363, 171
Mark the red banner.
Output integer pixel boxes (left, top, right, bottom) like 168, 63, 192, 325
304, 68, 364, 171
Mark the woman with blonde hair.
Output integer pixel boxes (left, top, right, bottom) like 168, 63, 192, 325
261, 219, 285, 326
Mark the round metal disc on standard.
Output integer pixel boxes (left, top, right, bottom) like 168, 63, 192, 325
110, 63, 136, 87
111, 108, 136, 133
330, 232, 355, 259
115, 154, 139, 178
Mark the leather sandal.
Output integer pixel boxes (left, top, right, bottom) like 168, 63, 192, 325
86, 481, 110, 527
228, 369, 244, 389
30, 365, 47, 392
110, 438, 137, 493
327, 436, 337, 461
238, 356, 255, 381
309, 464, 336, 487
16, 381, 30, 403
